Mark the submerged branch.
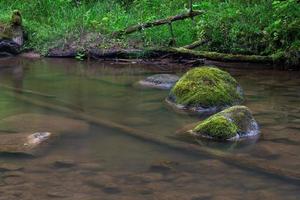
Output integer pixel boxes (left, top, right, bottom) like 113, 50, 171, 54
0, 84, 83, 111
6, 91, 300, 184
113, 10, 204, 36
0, 84, 56, 98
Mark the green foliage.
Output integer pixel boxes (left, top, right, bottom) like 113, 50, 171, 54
0, 0, 298, 66
195, 0, 299, 65
0, 0, 197, 51
170, 67, 243, 107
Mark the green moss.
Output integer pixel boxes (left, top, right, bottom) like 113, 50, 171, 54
193, 115, 238, 140
0, 10, 22, 40
170, 66, 243, 108
11, 10, 22, 26
218, 105, 253, 133
192, 105, 256, 140
0, 22, 13, 39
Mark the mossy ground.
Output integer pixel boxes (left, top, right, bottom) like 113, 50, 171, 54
193, 115, 238, 140
0, 22, 13, 39
170, 67, 243, 108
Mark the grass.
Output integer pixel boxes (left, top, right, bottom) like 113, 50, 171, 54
0, 0, 196, 53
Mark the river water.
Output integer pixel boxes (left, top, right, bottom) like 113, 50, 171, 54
0, 57, 299, 199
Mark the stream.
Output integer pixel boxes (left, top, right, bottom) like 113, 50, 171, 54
0, 57, 299, 200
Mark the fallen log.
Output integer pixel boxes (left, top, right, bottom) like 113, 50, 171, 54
113, 10, 204, 36
182, 39, 208, 49
170, 47, 274, 63
6, 92, 300, 184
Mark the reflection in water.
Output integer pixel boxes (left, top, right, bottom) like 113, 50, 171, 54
12, 65, 24, 90
0, 58, 299, 199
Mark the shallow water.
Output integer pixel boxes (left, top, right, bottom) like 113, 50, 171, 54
0, 57, 299, 199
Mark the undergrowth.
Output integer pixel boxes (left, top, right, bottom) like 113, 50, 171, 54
0, 0, 299, 65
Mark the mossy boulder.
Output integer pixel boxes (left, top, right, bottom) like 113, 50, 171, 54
166, 67, 243, 114
0, 10, 23, 55
190, 106, 259, 141
11, 10, 22, 26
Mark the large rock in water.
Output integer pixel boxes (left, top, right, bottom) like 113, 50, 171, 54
138, 74, 179, 89
0, 10, 24, 56
188, 106, 259, 141
166, 67, 244, 114
0, 113, 90, 156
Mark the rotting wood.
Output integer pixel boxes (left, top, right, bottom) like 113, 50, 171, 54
6, 91, 300, 184
182, 39, 208, 49
170, 47, 274, 63
113, 10, 204, 36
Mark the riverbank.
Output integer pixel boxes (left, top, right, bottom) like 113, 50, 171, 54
0, 0, 299, 69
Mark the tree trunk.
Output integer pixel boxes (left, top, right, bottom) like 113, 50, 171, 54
171, 47, 274, 63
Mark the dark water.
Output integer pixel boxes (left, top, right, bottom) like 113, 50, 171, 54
0, 57, 299, 199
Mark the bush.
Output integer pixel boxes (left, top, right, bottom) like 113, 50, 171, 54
0, 0, 298, 66
195, 0, 299, 65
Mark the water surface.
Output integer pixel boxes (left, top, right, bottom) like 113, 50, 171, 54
0, 57, 299, 200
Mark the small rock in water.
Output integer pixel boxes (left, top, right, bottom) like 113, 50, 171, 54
0, 131, 52, 156
138, 74, 179, 89
25, 132, 51, 146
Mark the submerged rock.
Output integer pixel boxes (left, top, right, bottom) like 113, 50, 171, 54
138, 74, 179, 89
166, 67, 244, 114
0, 10, 24, 55
0, 132, 53, 156
188, 106, 259, 141
0, 113, 90, 156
